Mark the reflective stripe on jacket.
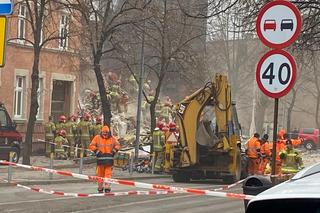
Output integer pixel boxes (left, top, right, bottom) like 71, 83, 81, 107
89, 135, 121, 154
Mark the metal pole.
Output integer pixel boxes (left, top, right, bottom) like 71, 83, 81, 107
134, 19, 146, 163
7, 152, 13, 183
129, 151, 134, 175
271, 98, 279, 182
49, 152, 53, 180
151, 152, 155, 174
79, 151, 84, 174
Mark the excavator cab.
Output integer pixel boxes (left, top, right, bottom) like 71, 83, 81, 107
170, 74, 246, 183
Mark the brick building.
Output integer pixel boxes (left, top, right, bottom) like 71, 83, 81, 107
0, 2, 81, 146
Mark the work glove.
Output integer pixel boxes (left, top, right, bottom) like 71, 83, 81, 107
95, 150, 102, 157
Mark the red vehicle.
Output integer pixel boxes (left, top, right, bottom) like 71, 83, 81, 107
264, 19, 276, 31
298, 128, 319, 150
0, 102, 22, 163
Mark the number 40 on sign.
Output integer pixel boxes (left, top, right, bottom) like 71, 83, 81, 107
256, 49, 296, 99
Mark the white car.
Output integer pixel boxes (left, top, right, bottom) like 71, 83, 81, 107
246, 162, 320, 213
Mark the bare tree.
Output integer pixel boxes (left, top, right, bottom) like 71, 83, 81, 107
67, 0, 148, 126
138, 0, 207, 131
10, 0, 74, 165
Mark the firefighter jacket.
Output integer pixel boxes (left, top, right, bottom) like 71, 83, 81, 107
65, 121, 77, 137
91, 124, 102, 138
152, 130, 165, 152
54, 136, 68, 153
77, 121, 92, 137
246, 137, 261, 158
280, 147, 304, 174
55, 122, 67, 133
89, 135, 121, 166
44, 122, 56, 138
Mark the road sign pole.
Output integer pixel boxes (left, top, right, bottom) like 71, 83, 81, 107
271, 98, 279, 182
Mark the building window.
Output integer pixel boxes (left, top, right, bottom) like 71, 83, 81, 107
17, 4, 27, 41
59, 14, 69, 49
37, 78, 43, 119
14, 76, 25, 118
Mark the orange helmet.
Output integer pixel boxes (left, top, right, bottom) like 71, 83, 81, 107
59, 115, 66, 122
101, 125, 111, 138
58, 129, 66, 137
96, 116, 102, 124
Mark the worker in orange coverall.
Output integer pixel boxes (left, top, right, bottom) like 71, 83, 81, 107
246, 133, 261, 175
89, 125, 121, 193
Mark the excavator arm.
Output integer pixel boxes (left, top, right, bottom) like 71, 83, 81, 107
175, 74, 233, 166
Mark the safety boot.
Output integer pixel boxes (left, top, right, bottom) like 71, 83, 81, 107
104, 187, 111, 193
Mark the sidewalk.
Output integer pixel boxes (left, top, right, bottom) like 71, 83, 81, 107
0, 156, 170, 187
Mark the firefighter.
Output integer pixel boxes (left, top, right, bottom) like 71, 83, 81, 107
65, 114, 78, 158
110, 80, 121, 112
77, 113, 92, 156
163, 122, 178, 172
44, 115, 56, 157
56, 115, 67, 133
54, 130, 68, 160
91, 115, 103, 140
258, 134, 271, 175
119, 91, 129, 113
280, 139, 304, 174
89, 125, 121, 193
246, 133, 261, 175
161, 102, 172, 123
128, 74, 138, 94
152, 127, 165, 173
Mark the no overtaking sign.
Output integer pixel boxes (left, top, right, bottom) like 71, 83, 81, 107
256, 0, 302, 49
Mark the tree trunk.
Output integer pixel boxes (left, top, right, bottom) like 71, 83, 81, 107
254, 94, 268, 134
23, 49, 40, 165
93, 53, 111, 126
286, 88, 297, 131
149, 73, 164, 133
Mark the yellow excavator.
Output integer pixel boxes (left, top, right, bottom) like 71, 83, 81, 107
169, 74, 247, 183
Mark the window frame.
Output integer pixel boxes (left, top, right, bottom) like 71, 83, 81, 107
17, 4, 27, 42
14, 76, 25, 118
59, 14, 69, 49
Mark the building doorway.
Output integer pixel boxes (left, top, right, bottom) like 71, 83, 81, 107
51, 80, 72, 122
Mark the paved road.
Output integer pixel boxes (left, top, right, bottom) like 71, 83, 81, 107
0, 178, 245, 213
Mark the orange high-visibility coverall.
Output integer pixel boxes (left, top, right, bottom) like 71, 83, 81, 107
89, 126, 121, 189
247, 137, 261, 175
275, 140, 286, 175
259, 141, 272, 174
278, 129, 286, 140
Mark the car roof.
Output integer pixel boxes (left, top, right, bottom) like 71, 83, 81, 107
248, 162, 320, 203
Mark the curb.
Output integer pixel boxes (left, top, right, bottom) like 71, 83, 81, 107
0, 175, 171, 187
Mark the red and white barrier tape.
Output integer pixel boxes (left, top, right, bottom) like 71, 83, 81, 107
0, 160, 254, 200
0, 178, 180, 197
212, 179, 245, 191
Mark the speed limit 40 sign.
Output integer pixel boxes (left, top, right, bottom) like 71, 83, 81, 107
256, 49, 296, 98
